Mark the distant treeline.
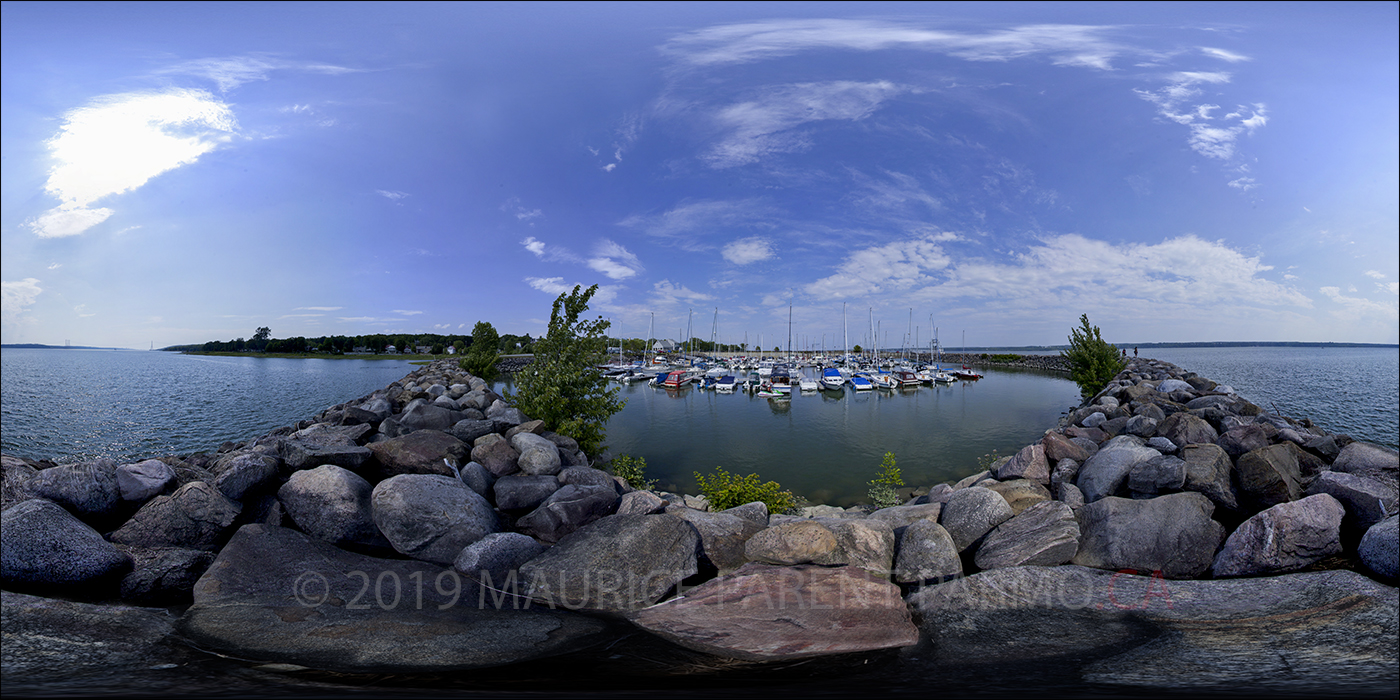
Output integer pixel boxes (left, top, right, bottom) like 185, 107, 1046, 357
163, 331, 541, 356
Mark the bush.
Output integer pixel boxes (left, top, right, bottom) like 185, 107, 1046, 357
1061, 314, 1127, 400
509, 285, 624, 457
609, 454, 656, 491
868, 451, 904, 509
694, 467, 795, 514
989, 353, 1021, 362
461, 321, 501, 380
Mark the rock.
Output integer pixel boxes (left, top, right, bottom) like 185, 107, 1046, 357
358, 396, 393, 421
397, 403, 462, 433
371, 474, 498, 564
492, 474, 561, 511
1217, 424, 1275, 459
665, 506, 764, 574
1066, 425, 1109, 443
974, 501, 1080, 570
180, 525, 609, 672
1305, 471, 1398, 531
1082, 412, 1107, 428
459, 461, 496, 498
1179, 443, 1237, 510
212, 452, 280, 501
278, 439, 371, 472
1, 499, 132, 593
616, 490, 667, 515
951, 469, 994, 490
515, 484, 620, 544
1042, 431, 1091, 463
366, 429, 468, 479
511, 432, 563, 476
939, 486, 1013, 552
485, 399, 527, 426
277, 465, 387, 548
1155, 412, 1218, 448
1, 590, 184, 684
821, 518, 896, 575
1155, 378, 1194, 394
520, 514, 700, 613
1332, 441, 1400, 481
1056, 481, 1086, 509
907, 565, 1397, 694
1072, 492, 1224, 579
1146, 436, 1177, 453
995, 444, 1050, 485
631, 563, 919, 661
1076, 436, 1159, 503
117, 546, 215, 605
745, 520, 846, 565
470, 434, 520, 477
557, 466, 617, 491
1303, 434, 1343, 462
1122, 414, 1157, 438
450, 418, 497, 444
985, 479, 1052, 515
23, 459, 120, 521
893, 520, 962, 583
1, 455, 38, 510
1128, 455, 1186, 495
109, 482, 243, 551
1236, 443, 1307, 511
116, 459, 175, 502
453, 532, 546, 590
1211, 494, 1345, 578
1050, 458, 1080, 492
867, 503, 942, 537
1358, 516, 1398, 580
505, 419, 547, 438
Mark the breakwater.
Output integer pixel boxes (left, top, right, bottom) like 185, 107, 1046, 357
2, 357, 1396, 696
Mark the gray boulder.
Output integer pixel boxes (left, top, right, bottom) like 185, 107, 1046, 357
179, 524, 609, 672
819, 517, 896, 575
511, 432, 562, 476
520, 513, 700, 613
1, 455, 38, 510
1332, 441, 1400, 481
1211, 494, 1345, 578
1042, 431, 1091, 463
397, 403, 462, 433
1072, 492, 1224, 579
371, 474, 498, 564
453, 532, 546, 590
1129, 455, 1186, 495
616, 490, 667, 515
1236, 443, 1307, 511
1217, 424, 1274, 458
1155, 412, 1218, 448
109, 482, 242, 551
277, 465, 387, 548
450, 418, 498, 444
1146, 436, 1178, 454
867, 502, 942, 537
366, 429, 468, 478
485, 399, 527, 426
745, 520, 846, 565
973, 500, 1080, 570
1123, 415, 1158, 438
1, 590, 185, 686
1305, 470, 1398, 531
1179, 443, 1237, 510
1, 499, 132, 591
213, 452, 279, 501
1358, 515, 1398, 580
116, 546, 215, 605
515, 484, 620, 543
665, 506, 765, 574
492, 474, 561, 511
23, 459, 120, 520
557, 466, 617, 490
470, 434, 520, 477
116, 459, 175, 502
459, 461, 496, 498
995, 444, 1050, 485
985, 478, 1052, 514
1076, 436, 1159, 503
940, 486, 1013, 551
894, 519, 962, 583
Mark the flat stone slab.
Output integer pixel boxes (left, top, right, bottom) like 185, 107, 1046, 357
1, 590, 180, 682
179, 524, 612, 673
632, 563, 919, 661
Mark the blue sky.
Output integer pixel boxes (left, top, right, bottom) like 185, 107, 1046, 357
3, 2, 1397, 350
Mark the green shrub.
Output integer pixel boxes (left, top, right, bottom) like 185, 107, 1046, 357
976, 449, 1001, 472
461, 321, 501, 380
989, 353, 1021, 362
1061, 314, 1127, 400
609, 454, 656, 491
694, 467, 795, 514
868, 451, 904, 509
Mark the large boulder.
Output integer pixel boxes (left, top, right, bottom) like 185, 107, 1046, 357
940, 486, 1013, 551
819, 518, 896, 575
510, 432, 563, 476
1076, 436, 1159, 503
867, 502, 942, 538
973, 500, 1080, 570
893, 520, 962, 583
1211, 494, 1345, 578
1179, 444, 1237, 510
1072, 492, 1224, 579
109, 482, 243, 551
1331, 441, 1400, 481
277, 465, 388, 548
1358, 516, 1398, 580
1042, 431, 1091, 463
116, 459, 176, 502
515, 484, 620, 544
452, 532, 546, 591
396, 402, 462, 433
22, 459, 121, 521
745, 521, 846, 565
212, 452, 279, 501
665, 506, 764, 574
179, 524, 610, 672
1, 499, 132, 592
371, 474, 498, 564
366, 429, 468, 478
450, 418, 498, 444
995, 444, 1050, 485
492, 474, 561, 511
116, 545, 215, 605
470, 434, 521, 477
1128, 455, 1186, 496
1236, 444, 1307, 511
630, 563, 919, 661
519, 514, 700, 613
985, 478, 1052, 515
278, 423, 373, 471
1305, 470, 1398, 532
1155, 412, 1218, 448
1, 590, 184, 686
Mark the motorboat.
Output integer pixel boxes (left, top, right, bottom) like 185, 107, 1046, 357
770, 365, 793, 396
660, 370, 691, 388
894, 370, 921, 387
715, 375, 738, 392
849, 375, 874, 391
820, 367, 846, 390
954, 365, 984, 380
799, 376, 820, 392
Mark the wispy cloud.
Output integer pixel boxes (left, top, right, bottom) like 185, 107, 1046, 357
73, 304, 96, 318
393, 309, 424, 316
519, 236, 579, 263
295, 306, 343, 311
524, 277, 620, 305
1200, 47, 1251, 62
1320, 286, 1400, 321
2, 278, 43, 327
651, 280, 715, 306
501, 197, 543, 223
721, 237, 775, 265
619, 198, 779, 246
705, 80, 904, 168
47, 263, 62, 270
1135, 72, 1266, 162
663, 20, 1127, 71
1364, 270, 1386, 280
587, 239, 644, 280
805, 233, 953, 300
376, 190, 409, 203
158, 54, 365, 92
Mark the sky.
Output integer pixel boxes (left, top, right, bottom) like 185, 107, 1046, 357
2, 2, 1397, 350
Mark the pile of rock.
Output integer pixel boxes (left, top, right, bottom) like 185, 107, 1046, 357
2, 357, 1396, 689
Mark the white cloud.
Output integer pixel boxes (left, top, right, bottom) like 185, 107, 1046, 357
376, 190, 409, 202
705, 80, 904, 168
338, 316, 381, 323
1364, 270, 1386, 279
524, 277, 620, 305
2, 278, 43, 326
663, 20, 1126, 71
1135, 74, 1266, 163
30, 89, 236, 238
651, 280, 715, 306
1320, 286, 1400, 321
159, 54, 364, 92
47, 263, 62, 270
295, 306, 343, 311
501, 197, 543, 222
722, 237, 775, 265
1389, 282, 1400, 295
522, 237, 547, 257
1200, 47, 1251, 62
278, 313, 324, 319
587, 239, 644, 280
393, 310, 424, 316
619, 198, 779, 245
805, 233, 953, 300
1227, 176, 1257, 191
73, 304, 96, 318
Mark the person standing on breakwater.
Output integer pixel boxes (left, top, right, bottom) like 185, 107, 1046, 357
1134, 347, 1138, 357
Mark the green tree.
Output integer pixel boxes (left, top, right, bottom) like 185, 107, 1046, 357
1061, 313, 1127, 400
461, 321, 501, 380
694, 467, 795, 514
509, 284, 623, 456
852, 344, 862, 354
867, 451, 904, 509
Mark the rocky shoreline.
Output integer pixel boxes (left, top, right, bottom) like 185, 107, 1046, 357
2, 357, 1396, 696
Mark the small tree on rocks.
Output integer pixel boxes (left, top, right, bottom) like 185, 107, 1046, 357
461, 321, 501, 380
1062, 313, 1126, 400
868, 451, 904, 509
510, 284, 623, 456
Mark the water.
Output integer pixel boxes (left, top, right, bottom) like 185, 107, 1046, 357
1, 348, 418, 463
